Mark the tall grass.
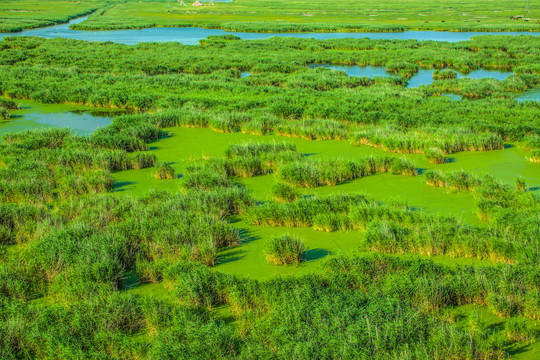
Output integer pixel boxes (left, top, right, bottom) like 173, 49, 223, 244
278, 157, 416, 187
153, 162, 176, 179
263, 235, 305, 266
272, 182, 300, 202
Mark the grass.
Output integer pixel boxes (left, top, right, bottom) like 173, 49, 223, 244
271, 182, 300, 202
0, 0, 110, 32
424, 147, 447, 164
264, 234, 305, 266
153, 162, 176, 179
69, 0, 540, 33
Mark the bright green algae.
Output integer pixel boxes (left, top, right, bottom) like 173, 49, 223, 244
111, 126, 539, 280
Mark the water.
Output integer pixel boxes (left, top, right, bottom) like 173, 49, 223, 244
1, 15, 538, 45
309, 64, 513, 88
442, 94, 462, 101
310, 64, 388, 78
241, 72, 251, 78
0, 102, 119, 136
515, 88, 540, 102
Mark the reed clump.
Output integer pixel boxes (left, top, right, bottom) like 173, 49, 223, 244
264, 235, 305, 266
272, 182, 300, 202
424, 148, 446, 164
278, 157, 416, 187
153, 162, 176, 180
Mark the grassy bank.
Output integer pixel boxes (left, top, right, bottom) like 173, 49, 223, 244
69, 0, 540, 33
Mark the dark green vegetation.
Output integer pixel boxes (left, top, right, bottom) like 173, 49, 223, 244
264, 234, 305, 265
0, 0, 109, 33
69, 0, 540, 33
0, 98, 17, 120
271, 182, 299, 202
0, 35, 539, 160
0, 22, 539, 360
153, 162, 176, 179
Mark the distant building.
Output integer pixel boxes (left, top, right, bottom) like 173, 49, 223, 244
192, 0, 203, 6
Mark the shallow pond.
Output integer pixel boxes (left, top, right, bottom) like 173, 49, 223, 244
515, 88, 540, 102
1, 15, 539, 45
0, 101, 126, 136
309, 64, 513, 88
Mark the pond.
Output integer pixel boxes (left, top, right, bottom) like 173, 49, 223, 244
1, 15, 539, 45
0, 101, 128, 136
308, 64, 513, 88
515, 88, 540, 102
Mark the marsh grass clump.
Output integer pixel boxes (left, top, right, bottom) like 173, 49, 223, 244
278, 157, 416, 187
272, 182, 300, 202
424, 148, 446, 164
516, 177, 527, 191
351, 126, 504, 155
276, 119, 349, 140
183, 169, 237, 190
504, 318, 538, 342
529, 149, 540, 163
425, 170, 483, 190
433, 69, 458, 80
361, 220, 411, 254
265, 235, 305, 266
0, 107, 10, 120
153, 162, 176, 180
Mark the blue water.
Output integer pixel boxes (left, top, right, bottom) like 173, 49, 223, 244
309, 64, 513, 88
1, 15, 538, 45
0, 109, 112, 136
515, 88, 540, 102
442, 94, 462, 101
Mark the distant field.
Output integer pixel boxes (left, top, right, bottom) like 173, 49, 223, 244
71, 0, 540, 32
0, 0, 110, 32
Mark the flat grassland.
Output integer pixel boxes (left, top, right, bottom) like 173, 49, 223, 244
71, 0, 540, 32
0, 0, 110, 32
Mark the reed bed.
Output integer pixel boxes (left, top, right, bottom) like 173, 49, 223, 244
278, 157, 416, 187
0, 128, 156, 203
351, 127, 504, 155
249, 192, 537, 263
433, 70, 458, 80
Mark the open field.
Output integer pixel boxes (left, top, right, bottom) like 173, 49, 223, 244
0, 3, 540, 358
0, 0, 110, 32
70, 0, 540, 32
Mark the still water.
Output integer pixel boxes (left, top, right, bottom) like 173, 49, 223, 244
1, 15, 538, 45
0, 101, 125, 136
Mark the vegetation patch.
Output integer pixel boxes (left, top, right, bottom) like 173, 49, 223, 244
264, 234, 305, 266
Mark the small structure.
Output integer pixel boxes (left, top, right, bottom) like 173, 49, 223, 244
178, 0, 187, 6
192, 0, 203, 5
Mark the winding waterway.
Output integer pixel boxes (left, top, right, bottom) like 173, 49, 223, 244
1, 15, 539, 45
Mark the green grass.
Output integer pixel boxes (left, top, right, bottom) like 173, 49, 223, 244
71, 0, 540, 32
264, 234, 305, 265
0, 0, 110, 32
